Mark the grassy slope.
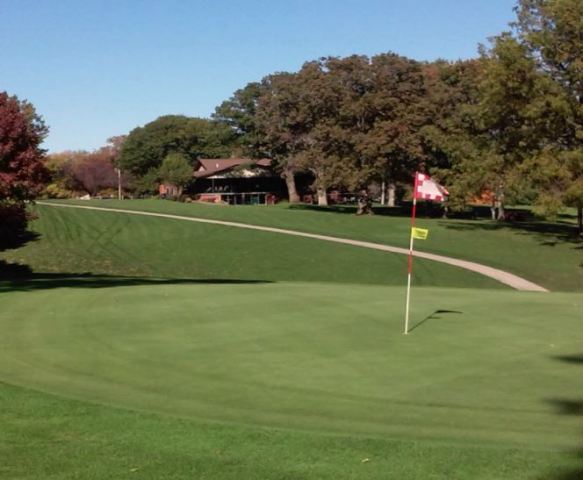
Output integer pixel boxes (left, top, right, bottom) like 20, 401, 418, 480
2, 283, 583, 479
44, 199, 583, 292
2, 205, 501, 288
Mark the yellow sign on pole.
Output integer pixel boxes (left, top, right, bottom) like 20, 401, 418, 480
411, 227, 429, 240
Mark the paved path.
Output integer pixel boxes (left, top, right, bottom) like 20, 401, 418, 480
38, 202, 549, 292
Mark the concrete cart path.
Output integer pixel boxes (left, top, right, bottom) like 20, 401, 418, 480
37, 202, 549, 292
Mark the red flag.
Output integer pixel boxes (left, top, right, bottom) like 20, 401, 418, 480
414, 173, 449, 202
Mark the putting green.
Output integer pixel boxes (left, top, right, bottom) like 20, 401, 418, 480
1, 281, 581, 451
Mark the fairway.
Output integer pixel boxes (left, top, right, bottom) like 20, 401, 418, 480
39, 199, 583, 292
2, 203, 583, 479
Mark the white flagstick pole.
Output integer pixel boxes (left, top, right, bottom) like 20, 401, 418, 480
404, 173, 419, 335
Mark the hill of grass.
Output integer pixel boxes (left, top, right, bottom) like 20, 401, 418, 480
1, 204, 502, 289
43, 199, 583, 292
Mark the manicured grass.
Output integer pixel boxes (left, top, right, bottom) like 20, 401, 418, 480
1, 204, 502, 289
43, 199, 583, 292
2, 383, 573, 480
1, 282, 583, 479
1, 200, 582, 479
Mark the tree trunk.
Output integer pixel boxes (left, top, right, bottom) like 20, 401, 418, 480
356, 191, 373, 215
387, 182, 396, 207
116, 168, 122, 200
497, 202, 505, 221
317, 187, 328, 206
491, 204, 497, 221
578, 206, 582, 234
283, 169, 300, 203
380, 180, 386, 205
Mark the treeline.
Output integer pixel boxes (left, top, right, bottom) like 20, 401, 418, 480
46, 116, 237, 198
43, 0, 581, 229
44, 136, 125, 198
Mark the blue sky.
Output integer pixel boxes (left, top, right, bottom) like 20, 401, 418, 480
1, 0, 517, 152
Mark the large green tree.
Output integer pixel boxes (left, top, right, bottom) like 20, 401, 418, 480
420, 59, 485, 209
514, 0, 583, 230
213, 82, 268, 158
159, 153, 192, 199
458, 0, 583, 228
325, 53, 429, 205
437, 36, 554, 219
256, 62, 356, 206
118, 116, 236, 177
254, 72, 305, 203
253, 54, 431, 206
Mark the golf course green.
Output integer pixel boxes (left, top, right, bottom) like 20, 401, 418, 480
1, 201, 582, 479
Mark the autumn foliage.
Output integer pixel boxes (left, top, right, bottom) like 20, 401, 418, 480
0, 92, 48, 248
0, 92, 48, 201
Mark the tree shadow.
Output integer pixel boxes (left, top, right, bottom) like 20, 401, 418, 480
0, 229, 40, 251
288, 202, 447, 218
554, 355, 583, 366
408, 309, 463, 332
541, 355, 583, 479
439, 217, 582, 248
0, 269, 273, 293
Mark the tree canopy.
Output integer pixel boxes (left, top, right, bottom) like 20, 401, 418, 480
0, 92, 48, 202
159, 153, 192, 198
118, 115, 237, 176
0, 92, 48, 247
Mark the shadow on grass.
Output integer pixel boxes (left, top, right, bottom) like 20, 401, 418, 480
542, 356, 583, 479
0, 267, 273, 293
289, 203, 407, 217
288, 203, 445, 218
408, 309, 462, 332
440, 217, 582, 248
0, 230, 40, 251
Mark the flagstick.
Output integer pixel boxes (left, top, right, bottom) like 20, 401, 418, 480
404, 173, 419, 335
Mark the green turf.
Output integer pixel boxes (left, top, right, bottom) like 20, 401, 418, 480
41, 199, 583, 292
1, 200, 582, 479
2, 384, 574, 480
1, 282, 583, 479
1, 204, 502, 289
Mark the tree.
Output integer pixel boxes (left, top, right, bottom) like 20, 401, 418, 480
45, 139, 128, 198
99, 136, 127, 199
460, 1, 583, 229
68, 151, 118, 196
436, 37, 552, 219
255, 72, 305, 203
158, 153, 193, 199
44, 151, 79, 197
254, 54, 432, 206
287, 60, 349, 206
420, 59, 485, 210
213, 82, 268, 158
514, 0, 583, 231
326, 53, 429, 205
0, 92, 48, 202
118, 115, 236, 177
0, 92, 48, 247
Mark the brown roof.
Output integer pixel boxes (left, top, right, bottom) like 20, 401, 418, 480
194, 158, 272, 178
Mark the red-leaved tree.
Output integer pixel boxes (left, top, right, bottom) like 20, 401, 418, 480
0, 92, 48, 248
